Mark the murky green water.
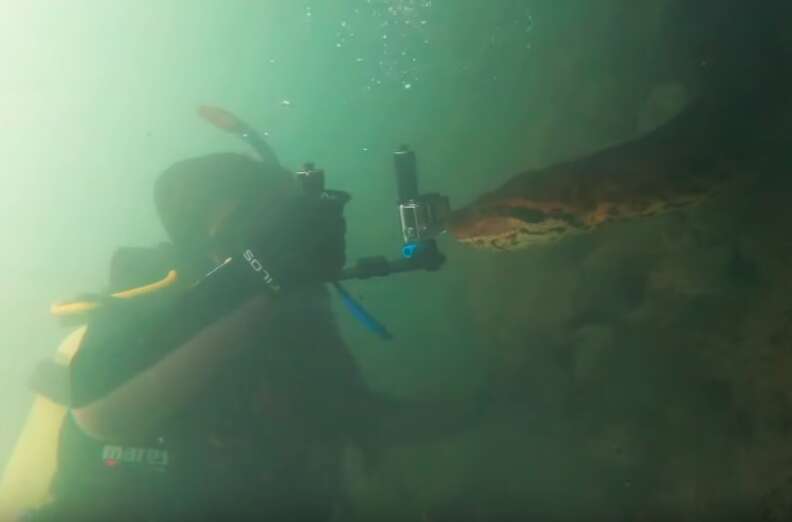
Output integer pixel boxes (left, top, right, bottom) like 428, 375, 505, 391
2, 1, 791, 520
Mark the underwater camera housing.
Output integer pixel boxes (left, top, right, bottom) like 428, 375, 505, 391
394, 145, 451, 247
295, 146, 449, 281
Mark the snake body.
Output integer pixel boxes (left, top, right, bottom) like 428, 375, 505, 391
448, 83, 786, 250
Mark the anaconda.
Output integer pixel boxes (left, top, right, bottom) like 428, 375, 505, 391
448, 4, 791, 251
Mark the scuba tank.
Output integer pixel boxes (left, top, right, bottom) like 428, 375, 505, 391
0, 240, 257, 519
0, 264, 182, 520
0, 326, 86, 520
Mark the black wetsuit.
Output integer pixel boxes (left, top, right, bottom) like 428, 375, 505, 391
32, 245, 374, 522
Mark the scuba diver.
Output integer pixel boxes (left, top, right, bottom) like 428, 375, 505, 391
15, 146, 486, 521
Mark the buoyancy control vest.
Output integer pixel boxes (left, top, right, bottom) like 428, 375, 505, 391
2, 243, 363, 521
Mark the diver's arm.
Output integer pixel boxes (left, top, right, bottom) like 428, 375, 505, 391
72, 292, 273, 441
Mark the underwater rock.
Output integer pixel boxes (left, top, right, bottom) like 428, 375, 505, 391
407, 1, 792, 520
646, 245, 735, 297
586, 421, 644, 472
637, 82, 690, 135
572, 324, 614, 383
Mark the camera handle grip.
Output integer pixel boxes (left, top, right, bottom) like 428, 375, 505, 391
338, 240, 446, 281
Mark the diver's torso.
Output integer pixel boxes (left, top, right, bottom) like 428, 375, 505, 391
50, 286, 361, 521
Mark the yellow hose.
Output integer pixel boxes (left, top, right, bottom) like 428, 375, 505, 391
50, 270, 179, 317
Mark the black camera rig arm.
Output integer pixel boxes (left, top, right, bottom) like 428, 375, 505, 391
296, 145, 449, 282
